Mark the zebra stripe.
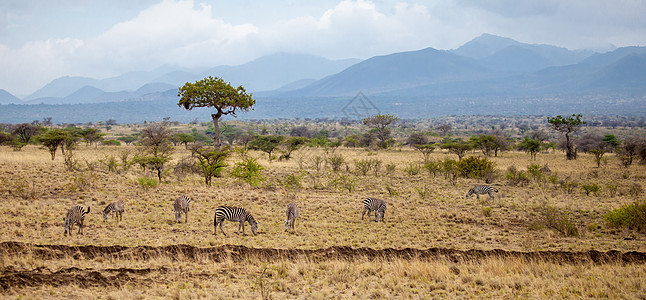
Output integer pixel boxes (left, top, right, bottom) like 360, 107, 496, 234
285, 203, 299, 232
362, 198, 386, 222
465, 185, 499, 200
103, 200, 125, 222
174, 195, 191, 223
64, 205, 90, 236
214, 206, 258, 236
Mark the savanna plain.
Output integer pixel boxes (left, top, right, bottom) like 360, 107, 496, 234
1, 118, 645, 299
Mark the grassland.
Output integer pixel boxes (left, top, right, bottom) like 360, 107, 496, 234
1, 128, 645, 298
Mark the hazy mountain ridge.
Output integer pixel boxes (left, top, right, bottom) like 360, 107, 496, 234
16, 53, 360, 105
1, 34, 646, 122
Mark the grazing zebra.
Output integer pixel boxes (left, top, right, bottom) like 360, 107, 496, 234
63, 205, 90, 236
465, 185, 499, 200
102, 200, 125, 223
285, 203, 299, 232
362, 197, 386, 222
173, 195, 191, 223
214, 206, 258, 236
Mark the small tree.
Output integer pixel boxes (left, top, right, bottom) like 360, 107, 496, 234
413, 143, 436, 163
280, 136, 309, 161
519, 137, 541, 160
363, 114, 399, 149
589, 149, 606, 168
547, 114, 585, 160
190, 146, 229, 186
248, 135, 285, 160
178, 76, 255, 149
175, 133, 195, 149
38, 129, 70, 160
601, 134, 620, 152
436, 124, 451, 136
11, 123, 41, 147
440, 141, 472, 161
139, 123, 174, 182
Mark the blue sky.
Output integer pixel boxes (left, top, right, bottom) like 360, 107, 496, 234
1, 0, 645, 96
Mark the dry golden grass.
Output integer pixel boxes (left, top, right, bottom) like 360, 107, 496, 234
1, 141, 645, 298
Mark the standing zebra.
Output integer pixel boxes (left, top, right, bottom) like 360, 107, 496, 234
63, 205, 90, 236
465, 185, 499, 200
102, 200, 125, 223
285, 203, 299, 232
361, 197, 386, 222
214, 206, 258, 236
173, 195, 191, 223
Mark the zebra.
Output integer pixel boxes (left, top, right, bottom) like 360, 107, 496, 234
361, 197, 386, 222
285, 203, 299, 232
173, 195, 191, 223
63, 205, 90, 236
214, 206, 258, 236
102, 200, 125, 223
465, 185, 499, 200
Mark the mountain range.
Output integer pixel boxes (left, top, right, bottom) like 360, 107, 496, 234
1, 33, 645, 122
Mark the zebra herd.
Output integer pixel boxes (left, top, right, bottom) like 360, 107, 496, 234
62, 184, 499, 236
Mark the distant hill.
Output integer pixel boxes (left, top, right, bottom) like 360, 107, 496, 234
283, 45, 645, 98
0, 89, 21, 104
22, 53, 361, 103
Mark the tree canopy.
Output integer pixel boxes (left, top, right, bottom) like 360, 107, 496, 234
178, 76, 255, 148
547, 114, 585, 160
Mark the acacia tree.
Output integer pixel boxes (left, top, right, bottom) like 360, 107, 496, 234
547, 114, 585, 160
136, 123, 174, 182
178, 76, 255, 149
362, 114, 399, 149
519, 137, 541, 160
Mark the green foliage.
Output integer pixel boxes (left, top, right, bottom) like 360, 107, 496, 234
440, 141, 472, 161
456, 156, 496, 180
588, 149, 606, 168
547, 114, 585, 160
192, 147, 229, 186
605, 200, 646, 231
178, 76, 256, 147
602, 134, 620, 151
102, 139, 121, 146
518, 137, 541, 160
606, 183, 618, 197
248, 135, 285, 160
353, 158, 381, 176
330, 174, 357, 193
175, 133, 195, 147
117, 134, 138, 145
441, 159, 459, 185
505, 166, 530, 187
527, 163, 543, 182
231, 157, 265, 187
281, 173, 303, 191
326, 154, 345, 172
37, 128, 71, 160
581, 183, 600, 196
280, 136, 309, 160
413, 143, 436, 162
469, 134, 503, 157
99, 155, 119, 173
137, 177, 158, 190
404, 162, 420, 176
422, 160, 441, 178
362, 114, 399, 149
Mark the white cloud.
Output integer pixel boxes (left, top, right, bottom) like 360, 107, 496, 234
1, 0, 645, 96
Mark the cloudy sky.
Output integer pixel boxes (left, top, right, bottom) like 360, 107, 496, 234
1, 0, 645, 96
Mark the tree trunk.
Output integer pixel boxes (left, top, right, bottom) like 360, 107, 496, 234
565, 132, 576, 160
211, 112, 222, 149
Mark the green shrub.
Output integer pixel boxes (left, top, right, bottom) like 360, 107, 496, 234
231, 157, 265, 187
422, 160, 441, 178
606, 183, 618, 197
137, 177, 157, 190
326, 154, 345, 172
527, 163, 543, 182
605, 200, 646, 231
581, 183, 600, 196
505, 166, 530, 187
354, 158, 381, 176
404, 162, 420, 176
102, 139, 121, 146
457, 156, 496, 179
330, 175, 356, 192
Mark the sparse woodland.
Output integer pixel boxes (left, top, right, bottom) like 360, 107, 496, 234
0, 115, 645, 298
